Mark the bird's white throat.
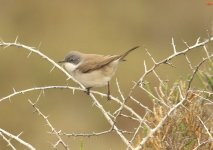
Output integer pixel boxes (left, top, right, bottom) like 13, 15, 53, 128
64, 62, 78, 75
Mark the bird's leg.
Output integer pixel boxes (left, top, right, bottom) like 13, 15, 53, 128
85, 87, 91, 95
107, 82, 111, 100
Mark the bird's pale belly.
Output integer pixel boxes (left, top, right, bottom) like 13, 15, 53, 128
73, 62, 118, 88
74, 71, 111, 87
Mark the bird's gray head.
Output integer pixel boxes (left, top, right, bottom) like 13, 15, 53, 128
59, 51, 82, 65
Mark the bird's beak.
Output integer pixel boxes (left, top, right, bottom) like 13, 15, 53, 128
58, 60, 66, 63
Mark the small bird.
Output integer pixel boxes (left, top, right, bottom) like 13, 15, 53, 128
58, 46, 139, 100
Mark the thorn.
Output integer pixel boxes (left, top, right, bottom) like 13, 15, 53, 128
66, 77, 72, 80
27, 51, 32, 58
172, 37, 177, 53
3, 45, 10, 49
165, 61, 176, 68
7, 137, 12, 142
15, 36, 19, 44
42, 89, 45, 96
57, 130, 61, 134
12, 88, 16, 93
50, 66, 55, 73
144, 60, 147, 72
92, 101, 96, 106
196, 37, 201, 44
0, 37, 3, 43
28, 99, 35, 107
50, 143, 55, 148
206, 29, 211, 40
17, 131, 23, 137
182, 39, 190, 48
145, 48, 156, 63
45, 115, 49, 119
30, 46, 35, 49
8, 97, 11, 102
132, 81, 139, 87
37, 42, 42, 49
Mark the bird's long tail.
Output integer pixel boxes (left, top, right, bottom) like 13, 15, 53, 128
119, 46, 139, 61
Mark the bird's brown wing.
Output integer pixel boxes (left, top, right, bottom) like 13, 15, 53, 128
77, 54, 120, 73
77, 46, 139, 73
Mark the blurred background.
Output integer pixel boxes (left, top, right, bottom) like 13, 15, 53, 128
0, 0, 213, 149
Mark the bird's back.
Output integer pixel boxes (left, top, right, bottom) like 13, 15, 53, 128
77, 53, 120, 73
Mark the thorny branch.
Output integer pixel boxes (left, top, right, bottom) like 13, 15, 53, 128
0, 36, 213, 149
128, 37, 213, 97
0, 132, 16, 150
0, 38, 136, 150
28, 99, 70, 150
59, 128, 132, 138
0, 128, 35, 150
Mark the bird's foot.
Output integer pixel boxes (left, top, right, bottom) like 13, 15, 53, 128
85, 87, 91, 95
107, 94, 111, 100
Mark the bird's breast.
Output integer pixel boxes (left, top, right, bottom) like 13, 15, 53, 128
73, 60, 119, 88
64, 62, 78, 75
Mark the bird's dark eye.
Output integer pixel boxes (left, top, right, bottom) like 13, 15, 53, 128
69, 58, 74, 62
66, 55, 80, 65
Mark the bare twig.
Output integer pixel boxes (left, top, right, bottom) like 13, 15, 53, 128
0, 132, 16, 150
28, 99, 70, 150
187, 54, 213, 90
128, 36, 213, 97
197, 116, 213, 141
0, 128, 35, 150
60, 128, 132, 138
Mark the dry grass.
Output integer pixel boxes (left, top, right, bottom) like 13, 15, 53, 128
135, 67, 213, 150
